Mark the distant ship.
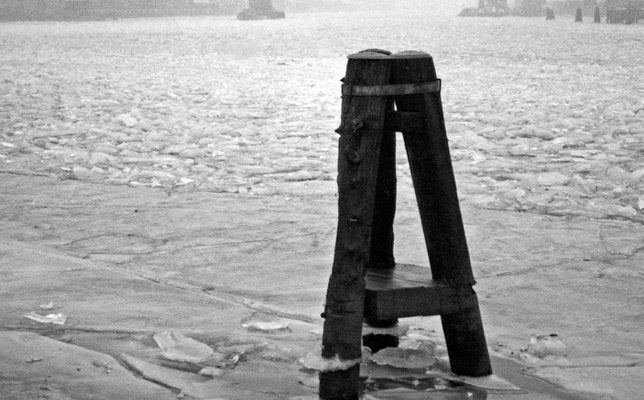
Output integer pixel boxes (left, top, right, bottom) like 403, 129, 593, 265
237, 0, 285, 20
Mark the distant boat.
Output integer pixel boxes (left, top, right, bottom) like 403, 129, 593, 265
237, 0, 285, 20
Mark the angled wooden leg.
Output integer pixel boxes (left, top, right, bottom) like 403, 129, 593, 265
441, 296, 492, 376
390, 51, 492, 376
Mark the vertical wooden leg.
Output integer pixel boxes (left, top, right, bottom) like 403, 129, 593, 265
390, 51, 492, 376
320, 51, 392, 400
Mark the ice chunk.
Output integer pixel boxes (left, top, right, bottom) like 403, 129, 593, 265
370, 347, 436, 369
605, 166, 630, 182
403, 332, 434, 342
120, 353, 207, 398
605, 204, 637, 218
631, 169, 644, 183
23, 312, 66, 325
198, 366, 224, 377
72, 166, 93, 180
153, 331, 213, 363
536, 172, 570, 186
361, 362, 429, 380
509, 143, 534, 157
88, 151, 112, 167
117, 114, 138, 128
444, 373, 522, 391
241, 312, 291, 332
39, 301, 56, 310
258, 344, 304, 362
527, 334, 567, 357
241, 320, 290, 332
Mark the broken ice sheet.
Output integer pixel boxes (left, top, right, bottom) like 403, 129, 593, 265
440, 374, 521, 392
257, 344, 304, 362
120, 353, 208, 398
39, 301, 56, 310
242, 320, 290, 332
366, 387, 467, 399
23, 312, 66, 325
241, 312, 291, 332
153, 331, 214, 363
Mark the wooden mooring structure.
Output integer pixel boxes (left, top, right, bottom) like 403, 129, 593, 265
319, 49, 492, 400
606, 0, 643, 23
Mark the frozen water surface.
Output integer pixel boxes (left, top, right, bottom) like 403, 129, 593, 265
0, 11, 642, 223
0, 8, 643, 400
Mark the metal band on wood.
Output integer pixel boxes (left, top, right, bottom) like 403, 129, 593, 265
341, 80, 441, 97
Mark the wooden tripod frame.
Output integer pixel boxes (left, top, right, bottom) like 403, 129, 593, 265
319, 49, 492, 400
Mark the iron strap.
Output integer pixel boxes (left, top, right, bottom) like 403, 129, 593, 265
341, 80, 441, 97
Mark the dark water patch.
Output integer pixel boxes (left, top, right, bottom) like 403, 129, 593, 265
361, 356, 588, 400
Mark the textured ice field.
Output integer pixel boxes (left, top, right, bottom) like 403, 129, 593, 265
1, 10, 642, 221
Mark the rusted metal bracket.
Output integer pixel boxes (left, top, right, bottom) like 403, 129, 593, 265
341, 80, 441, 97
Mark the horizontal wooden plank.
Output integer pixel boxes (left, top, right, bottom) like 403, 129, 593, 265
364, 263, 478, 320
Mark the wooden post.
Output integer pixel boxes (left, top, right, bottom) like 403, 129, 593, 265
389, 51, 492, 376
320, 51, 392, 400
